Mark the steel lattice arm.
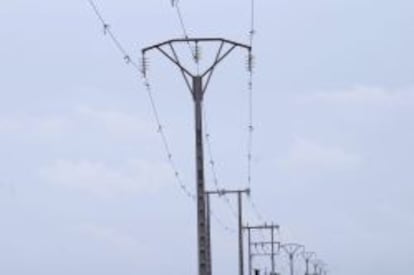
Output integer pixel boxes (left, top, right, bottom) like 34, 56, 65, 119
142, 37, 251, 94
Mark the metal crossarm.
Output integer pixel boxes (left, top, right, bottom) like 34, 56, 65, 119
142, 37, 250, 275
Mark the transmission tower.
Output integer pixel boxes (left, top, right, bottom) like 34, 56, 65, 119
248, 240, 281, 275
301, 251, 316, 275
206, 188, 250, 275
87, 2, 329, 275
312, 260, 320, 275
243, 224, 280, 275
313, 260, 327, 275
281, 243, 304, 275
142, 37, 251, 275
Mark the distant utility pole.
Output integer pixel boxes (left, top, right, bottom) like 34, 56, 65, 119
205, 188, 250, 275
301, 251, 316, 275
248, 240, 281, 275
281, 243, 304, 275
243, 224, 280, 275
315, 261, 327, 275
142, 38, 251, 275
312, 260, 319, 275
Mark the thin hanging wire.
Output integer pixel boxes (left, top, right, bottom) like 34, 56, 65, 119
87, 0, 236, 233
171, 1, 238, 222
203, 105, 238, 219
169, 0, 234, 232
245, 0, 268, 227
249, 0, 256, 48
87, 0, 195, 200
210, 207, 236, 234
247, 0, 255, 191
173, 1, 190, 39
170, 0, 198, 62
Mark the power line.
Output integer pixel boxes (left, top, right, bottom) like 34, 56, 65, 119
210, 207, 236, 234
87, 0, 195, 200
169, 0, 266, 230
203, 106, 239, 219
170, 1, 241, 222
170, 0, 197, 61
87, 0, 237, 234
244, 0, 268, 230
249, 0, 256, 47
87, 0, 136, 67
172, 1, 190, 39
87, 1, 328, 273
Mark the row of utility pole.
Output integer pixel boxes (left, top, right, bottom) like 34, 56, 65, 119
246, 228, 327, 275
142, 37, 328, 275
87, 1, 328, 274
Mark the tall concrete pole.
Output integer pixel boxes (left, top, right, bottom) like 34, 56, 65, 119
205, 193, 212, 275
238, 192, 244, 275
193, 76, 208, 275
281, 244, 304, 275
302, 251, 316, 275
205, 189, 249, 275
142, 38, 251, 275
270, 225, 275, 274
248, 228, 252, 275
289, 254, 294, 275
244, 224, 280, 275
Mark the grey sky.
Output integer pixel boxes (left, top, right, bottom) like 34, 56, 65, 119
0, 0, 413, 274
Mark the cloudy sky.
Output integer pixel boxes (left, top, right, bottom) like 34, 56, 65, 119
0, 0, 413, 274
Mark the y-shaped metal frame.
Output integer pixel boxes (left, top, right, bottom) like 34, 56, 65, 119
142, 37, 251, 275
302, 251, 317, 275
281, 243, 305, 275
142, 38, 251, 95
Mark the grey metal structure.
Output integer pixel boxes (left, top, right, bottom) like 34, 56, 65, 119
142, 38, 251, 275
248, 241, 282, 275
281, 243, 305, 275
312, 260, 320, 275
301, 251, 316, 275
243, 224, 280, 275
205, 189, 250, 275
313, 260, 327, 275
205, 193, 212, 275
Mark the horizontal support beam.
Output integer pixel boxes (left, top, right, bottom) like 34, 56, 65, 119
142, 37, 251, 53
251, 241, 281, 246
251, 253, 277, 257
205, 188, 250, 196
243, 224, 280, 230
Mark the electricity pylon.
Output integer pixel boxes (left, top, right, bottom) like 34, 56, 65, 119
315, 260, 327, 275
281, 243, 304, 275
142, 38, 251, 275
205, 188, 250, 275
312, 260, 320, 275
301, 251, 316, 275
248, 240, 281, 275
243, 224, 280, 275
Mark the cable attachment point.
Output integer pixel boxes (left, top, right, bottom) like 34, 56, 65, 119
103, 23, 110, 35
123, 55, 131, 64
171, 0, 179, 7
140, 55, 149, 77
249, 29, 256, 39
247, 52, 255, 72
193, 42, 201, 63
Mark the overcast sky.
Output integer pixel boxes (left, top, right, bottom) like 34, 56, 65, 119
1, 0, 413, 274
